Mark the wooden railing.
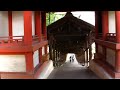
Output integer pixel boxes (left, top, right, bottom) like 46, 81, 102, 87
32, 35, 40, 43
106, 33, 116, 42
0, 35, 47, 46
98, 33, 102, 39
42, 35, 47, 41
0, 36, 24, 46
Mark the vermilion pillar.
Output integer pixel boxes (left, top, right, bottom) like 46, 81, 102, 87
115, 11, 120, 72
95, 11, 99, 39
115, 11, 120, 43
8, 11, 12, 38
35, 11, 43, 64
102, 11, 108, 61
102, 11, 108, 40
35, 11, 42, 41
24, 11, 32, 45
39, 48, 42, 64
42, 12, 48, 55
95, 11, 98, 53
115, 50, 120, 72
24, 11, 33, 73
42, 12, 47, 40
26, 52, 34, 74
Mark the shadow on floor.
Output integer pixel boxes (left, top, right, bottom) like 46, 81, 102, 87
47, 61, 100, 79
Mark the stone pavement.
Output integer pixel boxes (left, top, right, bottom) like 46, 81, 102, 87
47, 59, 100, 79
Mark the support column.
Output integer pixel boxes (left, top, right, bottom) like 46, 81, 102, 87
35, 11, 42, 41
42, 12, 48, 55
86, 49, 88, 66
53, 48, 55, 66
115, 50, 120, 72
89, 46, 92, 60
95, 11, 99, 53
102, 11, 108, 40
24, 11, 32, 45
115, 11, 120, 72
24, 11, 33, 74
95, 11, 99, 39
26, 52, 34, 74
102, 11, 108, 61
49, 45, 52, 60
8, 11, 12, 39
42, 12, 47, 40
34, 11, 43, 64
44, 45, 48, 54
53, 42, 55, 66
115, 11, 120, 43
39, 48, 42, 64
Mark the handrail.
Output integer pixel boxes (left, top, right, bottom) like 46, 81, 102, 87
0, 35, 46, 45
106, 33, 116, 42
106, 33, 116, 36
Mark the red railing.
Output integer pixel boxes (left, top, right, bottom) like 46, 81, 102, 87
42, 35, 47, 41
0, 36, 24, 46
106, 33, 116, 42
0, 35, 47, 46
32, 35, 40, 43
98, 33, 102, 40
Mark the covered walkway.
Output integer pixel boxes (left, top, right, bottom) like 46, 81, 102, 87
48, 57, 100, 79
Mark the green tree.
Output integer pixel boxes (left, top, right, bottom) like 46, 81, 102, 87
46, 12, 65, 26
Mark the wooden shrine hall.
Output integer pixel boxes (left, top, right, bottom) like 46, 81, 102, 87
0, 11, 120, 79
47, 12, 95, 67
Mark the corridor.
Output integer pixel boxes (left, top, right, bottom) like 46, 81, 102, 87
47, 55, 100, 79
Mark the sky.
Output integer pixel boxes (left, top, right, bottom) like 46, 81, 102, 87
71, 11, 95, 26
55, 11, 95, 26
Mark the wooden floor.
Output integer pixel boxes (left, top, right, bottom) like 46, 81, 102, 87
47, 59, 100, 79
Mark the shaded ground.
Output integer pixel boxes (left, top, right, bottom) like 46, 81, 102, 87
48, 58, 100, 79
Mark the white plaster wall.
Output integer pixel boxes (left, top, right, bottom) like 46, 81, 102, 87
98, 45, 103, 54
47, 46, 49, 53
32, 11, 35, 36
42, 46, 49, 55
0, 55, 26, 72
42, 47, 45, 55
12, 11, 24, 37
12, 11, 35, 38
108, 11, 116, 33
0, 11, 8, 37
33, 50, 39, 67
106, 48, 115, 67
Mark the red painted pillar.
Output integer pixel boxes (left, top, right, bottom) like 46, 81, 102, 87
115, 50, 120, 72
115, 11, 120, 72
95, 11, 99, 53
42, 12, 48, 55
35, 11, 43, 64
102, 11, 108, 61
8, 11, 12, 39
42, 12, 47, 40
39, 48, 42, 64
115, 11, 120, 43
102, 11, 108, 40
24, 11, 33, 73
35, 11, 42, 41
25, 52, 34, 74
44, 45, 48, 54
95, 11, 99, 39
24, 11, 32, 45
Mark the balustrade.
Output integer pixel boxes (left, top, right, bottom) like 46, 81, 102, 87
106, 33, 116, 42
0, 35, 47, 46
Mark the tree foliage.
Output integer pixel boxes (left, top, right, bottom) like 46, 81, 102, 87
46, 12, 65, 26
